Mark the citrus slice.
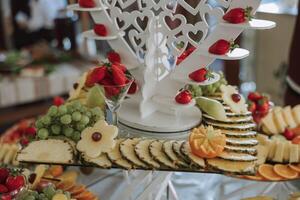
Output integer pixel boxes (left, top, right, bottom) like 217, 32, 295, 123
258, 164, 283, 181
289, 164, 300, 173
273, 164, 298, 179
244, 174, 264, 181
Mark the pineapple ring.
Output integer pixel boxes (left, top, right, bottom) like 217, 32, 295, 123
273, 164, 298, 179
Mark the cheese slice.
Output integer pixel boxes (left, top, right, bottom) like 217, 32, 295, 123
273, 141, 284, 163
261, 112, 279, 135
283, 141, 291, 162
149, 140, 177, 169
283, 106, 297, 128
289, 144, 299, 163
273, 107, 287, 133
292, 105, 300, 124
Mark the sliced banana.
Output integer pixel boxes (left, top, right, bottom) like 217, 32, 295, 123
107, 139, 133, 169
120, 138, 148, 168
163, 141, 189, 168
135, 139, 160, 169
180, 142, 205, 169
149, 140, 177, 169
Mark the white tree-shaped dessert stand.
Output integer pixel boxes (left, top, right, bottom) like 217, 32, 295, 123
67, 0, 276, 199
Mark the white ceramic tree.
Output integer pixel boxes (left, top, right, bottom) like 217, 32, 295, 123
68, 0, 275, 137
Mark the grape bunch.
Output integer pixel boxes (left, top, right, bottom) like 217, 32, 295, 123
35, 101, 104, 142
17, 185, 71, 200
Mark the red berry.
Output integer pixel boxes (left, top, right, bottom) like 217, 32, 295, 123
189, 68, 208, 82
20, 138, 29, 146
1, 194, 11, 200
223, 7, 253, 24
92, 132, 102, 142
257, 98, 270, 114
24, 127, 36, 137
248, 92, 262, 102
0, 184, 8, 194
252, 111, 263, 124
284, 128, 295, 140
209, 39, 237, 55
177, 47, 196, 65
78, 0, 95, 8
175, 90, 192, 104
107, 51, 121, 64
248, 101, 257, 112
0, 169, 9, 184
231, 93, 241, 103
53, 96, 64, 106
128, 80, 139, 95
104, 86, 121, 97
5, 175, 25, 192
112, 65, 126, 85
94, 24, 108, 36
112, 63, 127, 73
85, 66, 107, 87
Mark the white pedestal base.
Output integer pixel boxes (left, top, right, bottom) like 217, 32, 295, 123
118, 99, 201, 139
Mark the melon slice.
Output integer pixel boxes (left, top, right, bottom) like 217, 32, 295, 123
261, 112, 279, 135
292, 105, 300, 124
162, 141, 188, 168
180, 142, 205, 168
135, 139, 160, 168
120, 138, 148, 168
218, 151, 257, 162
283, 106, 297, 128
149, 140, 177, 169
226, 138, 258, 147
273, 107, 287, 133
224, 146, 257, 155
17, 139, 75, 164
204, 120, 256, 131
107, 139, 133, 169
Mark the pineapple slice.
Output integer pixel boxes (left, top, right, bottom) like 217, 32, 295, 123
17, 139, 75, 164
283, 106, 297, 128
220, 85, 247, 114
273, 107, 287, 133
163, 141, 189, 168
135, 139, 160, 168
261, 112, 279, 135
292, 105, 300, 124
68, 72, 88, 100
172, 141, 190, 163
149, 140, 178, 169
180, 142, 205, 168
289, 144, 299, 163
107, 139, 133, 169
82, 153, 112, 168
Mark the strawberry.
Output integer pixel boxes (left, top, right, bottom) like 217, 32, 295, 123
94, 24, 108, 36
78, 0, 95, 8
223, 7, 253, 24
105, 86, 121, 97
0, 169, 9, 184
128, 80, 139, 94
85, 66, 107, 87
209, 39, 239, 55
248, 92, 262, 102
53, 96, 64, 106
112, 63, 127, 73
107, 51, 121, 64
24, 127, 36, 137
284, 128, 295, 140
189, 68, 213, 82
0, 184, 8, 194
100, 77, 114, 86
112, 65, 126, 85
257, 98, 269, 114
20, 138, 29, 146
175, 90, 192, 104
177, 47, 196, 65
5, 175, 25, 192
248, 101, 257, 112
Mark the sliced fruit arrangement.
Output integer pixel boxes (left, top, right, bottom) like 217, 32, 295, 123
0, 143, 19, 166
261, 105, 300, 136
247, 92, 271, 124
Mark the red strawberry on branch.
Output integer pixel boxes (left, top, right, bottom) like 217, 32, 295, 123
105, 86, 121, 97
20, 138, 30, 147
175, 90, 192, 104
5, 175, 25, 192
0, 184, 8, 194
112, 65, 126, 85
248, 92, 262, 102
1, 194, 11, 200
107, 51, 121, 64
223, 7, 253, 24
128, 80, 139, 95
0, 169, 9, 184
53, 96, 64, 106
189, 68, 213, 83
94, 24, 108, 36
78, 0, 95, 8
85, 66, 107, 87
209, 39, 239, 55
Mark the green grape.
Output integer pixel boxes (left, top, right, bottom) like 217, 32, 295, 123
80, 106, 87, 113
41, 116, 51, 125
31, 191, 39, 199
43, 185, 56, 199
72, 131, 81, 142
72, 111, 82, 121
66, 104, 75, 113
35, 119, 44, 129
47, 106, 58, 117
72, 101, 82, 110
24, 195, 35, 200
91, 107, 103, 116
38, 128, 49, 139
86, 111, 92, 118
60, 114, 72, 125
51, 125, 61, 135
63, 127, 74, 137
76, 123, 86, 131
56, 189, 63, 194
58, 105, 68, 115
80, 115, 90, 125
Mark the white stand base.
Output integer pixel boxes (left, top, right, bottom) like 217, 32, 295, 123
118, 99, 201, 139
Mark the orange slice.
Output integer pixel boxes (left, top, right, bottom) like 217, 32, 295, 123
73, 191, 95, 200
244, 174, 264, 181
258, 164, 283, 181
70, 185, 86, 195
274, 164, 298, 179
289, 164, 300, 173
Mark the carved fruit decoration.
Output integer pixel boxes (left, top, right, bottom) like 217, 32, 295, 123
189, 125, 226, 158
